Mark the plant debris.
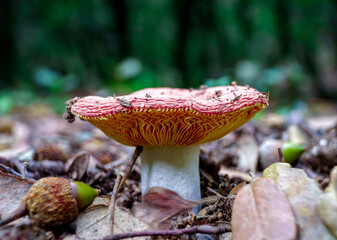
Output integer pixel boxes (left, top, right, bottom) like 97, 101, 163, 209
0, 102, 336, 239
63, 97, 80, 123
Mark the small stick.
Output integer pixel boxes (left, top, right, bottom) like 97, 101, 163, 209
0, 163, 36, 183
102, 225, 231, 240
109, 175, 122, 233
117, 145, 143, 192
278, 147, 283, 162
21, 162, 29, 179
0, 164, 22, 177
109, 145, 143, 233
0, 204, 28, 227
206, 187, 225, 198
248, 171, 256, 184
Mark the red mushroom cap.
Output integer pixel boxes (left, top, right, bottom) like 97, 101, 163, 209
71, 86, 268, 147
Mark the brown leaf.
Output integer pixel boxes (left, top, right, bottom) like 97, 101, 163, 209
0, 172, 34, 225
231, 178, 296, 240
65, 151, 90, 180
235, 135, 259, 172
133, 187, 197, 229
264, 162, 335, 239
75, 197, 149, 239
228, 181, 246, 196
0, 223, 49, 240
218, 167, 252, 182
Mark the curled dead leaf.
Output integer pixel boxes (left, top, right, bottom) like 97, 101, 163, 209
133, 187, 220, 230
65, 151, 90, 180
133, 187, 197, 229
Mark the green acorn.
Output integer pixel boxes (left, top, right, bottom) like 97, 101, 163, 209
0, 177, 98, 229
282, 142, 305, 165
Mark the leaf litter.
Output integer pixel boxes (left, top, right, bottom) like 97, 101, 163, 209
0, 103, 336, 239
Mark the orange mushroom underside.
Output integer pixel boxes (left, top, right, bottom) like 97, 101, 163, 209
81, 104, 264, 146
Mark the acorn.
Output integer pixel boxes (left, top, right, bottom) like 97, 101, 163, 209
0, 177, 98, 229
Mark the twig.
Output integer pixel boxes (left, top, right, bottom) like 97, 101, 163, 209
0, 163, 36, 182
207, 187, 225, 198
109, 174, 122, 233
0, 203, 28, 227
278, 147, 283, 162
117, 145, 143, 192
101, 225, 231, 240
21, 162, 29, 179
0, 164, 22, 177
248, 171, 256, 183
108, 145, 143, 234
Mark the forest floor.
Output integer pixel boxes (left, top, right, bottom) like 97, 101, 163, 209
0, 100, 336, 240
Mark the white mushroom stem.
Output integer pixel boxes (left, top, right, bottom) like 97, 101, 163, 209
140, 145, 201, 202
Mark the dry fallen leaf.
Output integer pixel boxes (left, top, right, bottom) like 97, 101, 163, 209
263, 162, 336, 240
228, 181, 246, 196
218, 167, 252, 182
235, 135, 259, 172
65, 151, 90, 180
0, 222, 49, 240
231, 177, 296, 240
133, 187, 197, 229
318, 166, 337, 237
318, 191, 337, 238
0, 172, 34, 226
73, 197, 149, 240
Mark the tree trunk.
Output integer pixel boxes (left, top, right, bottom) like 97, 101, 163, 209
275, 0, 291, 58
108, 0, 129, 59
174, 0, 194, 88
0, 0, 14, 87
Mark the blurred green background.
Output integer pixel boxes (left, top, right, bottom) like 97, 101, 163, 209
0, 0, 336, 114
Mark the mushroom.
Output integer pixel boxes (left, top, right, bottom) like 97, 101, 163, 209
69, 85, 268, 202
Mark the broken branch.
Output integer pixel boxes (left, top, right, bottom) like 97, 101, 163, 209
102, 225, 231, 240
